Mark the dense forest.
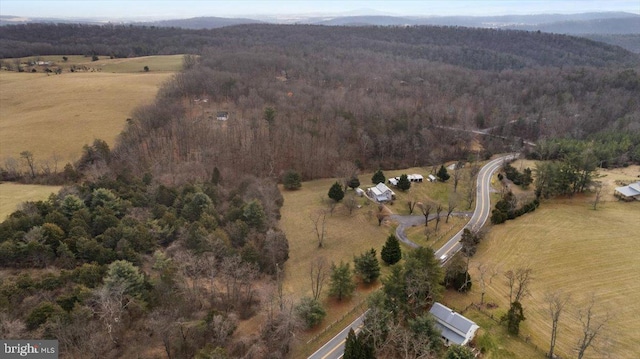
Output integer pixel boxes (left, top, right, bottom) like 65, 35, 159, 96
1, 23, 638, 68
1, 23, 640, 358
107, 25, 639, 181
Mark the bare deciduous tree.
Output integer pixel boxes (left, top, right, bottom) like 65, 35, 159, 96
311, 210, 327, 248
434, 204, 443, 231
446, 193, 459, 223
465, 180, 476, 210
310, 256, 329, 301
452, 161, 464, 193
545, 290, 571, 359
93, 283, 132, 344
504, 267, 533, 304
20, 150, 36, 178
576, 294, 612, 359
407, 199, 417, 215
220, 255, 258, 316
476, 263, 499, 305
344, 193, 358, 215
591, 181, 606, 210
417, 201, 433, 227
335, 160, 359, 191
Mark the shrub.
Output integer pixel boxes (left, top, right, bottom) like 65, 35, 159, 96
295, 297, 326, 328
26, 302, 60, 330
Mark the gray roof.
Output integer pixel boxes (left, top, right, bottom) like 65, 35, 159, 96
429, 302, 479, 345
615, 181, 640, 197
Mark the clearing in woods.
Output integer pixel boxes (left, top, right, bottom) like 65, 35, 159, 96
444, 164, 640, 359
0, 183, 62, 221
0, 55, 181, 164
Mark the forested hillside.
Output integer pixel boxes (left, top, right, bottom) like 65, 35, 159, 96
1, 23, 638, 68
102, 25, 639, 181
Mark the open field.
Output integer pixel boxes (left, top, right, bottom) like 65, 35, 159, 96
0, 55, 180, 164
0, 183, 61, 220
444, 165, 640, 359
8, 54, 185, 74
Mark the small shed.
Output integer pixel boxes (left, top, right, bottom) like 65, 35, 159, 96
408, 174, 424, 182
429, 302, 479, 347
216, 111, 229, 121
355, 188, 365, 197
428, 174, 437, 182
614, 181, 640, 201
388, 177, 399, 186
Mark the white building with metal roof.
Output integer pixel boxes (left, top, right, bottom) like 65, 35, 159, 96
614, 181, 640, 201
429, 302, 479, 346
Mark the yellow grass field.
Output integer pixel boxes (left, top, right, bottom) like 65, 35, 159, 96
445, 165, 640, 359
0, 55, 181, 164
0, 183, 61, 220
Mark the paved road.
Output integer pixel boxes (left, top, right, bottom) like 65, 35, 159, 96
391, 212, 473, 250
433, 154, 517, 262
307, 154, 517, 359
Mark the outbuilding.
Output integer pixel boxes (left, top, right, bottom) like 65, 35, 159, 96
614, 181, 640, 201
408, 174, 424, 182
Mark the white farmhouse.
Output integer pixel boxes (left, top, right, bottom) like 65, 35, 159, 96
367, 182, 396, 202
429, 302, 479, 347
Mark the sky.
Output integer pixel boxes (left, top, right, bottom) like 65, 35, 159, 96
1, 0, 639, 20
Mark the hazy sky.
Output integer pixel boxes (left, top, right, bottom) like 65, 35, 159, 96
1, 0, 639, 20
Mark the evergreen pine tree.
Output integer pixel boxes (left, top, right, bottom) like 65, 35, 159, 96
381, 235, 402, 265
343, 328, 360, 359
329, 261, 356, 300
354, 248, 381, 284
328, 181, 345, 202
371, 169, 385, 185
437, 165, 451, 182
283, 169, 302, 190
397, 174, 411, 191
348, 176, 361, 190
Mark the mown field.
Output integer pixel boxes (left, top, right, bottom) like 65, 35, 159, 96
0, 183, 61, 220
0, 55, 181, 165
445, 165, 640, 359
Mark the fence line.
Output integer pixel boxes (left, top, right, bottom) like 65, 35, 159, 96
305, 299, 368, 345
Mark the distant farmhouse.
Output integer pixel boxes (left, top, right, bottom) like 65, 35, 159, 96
429, 302, 479, 347
367, 182, 395, 202
614, 181, 640, 201
216, 111, 229, 121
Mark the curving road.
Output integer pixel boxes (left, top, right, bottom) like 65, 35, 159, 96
307, 153, 517, 359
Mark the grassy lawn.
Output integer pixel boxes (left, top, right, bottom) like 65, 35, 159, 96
0, 183, 61, 220
0, 64, 174, 164
280, 165, 478, 357
442, 165, 640, 359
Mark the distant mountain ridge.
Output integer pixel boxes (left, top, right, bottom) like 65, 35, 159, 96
1, 12, 639, 52
2, 11, 638, 31
142, 16, 262, 29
